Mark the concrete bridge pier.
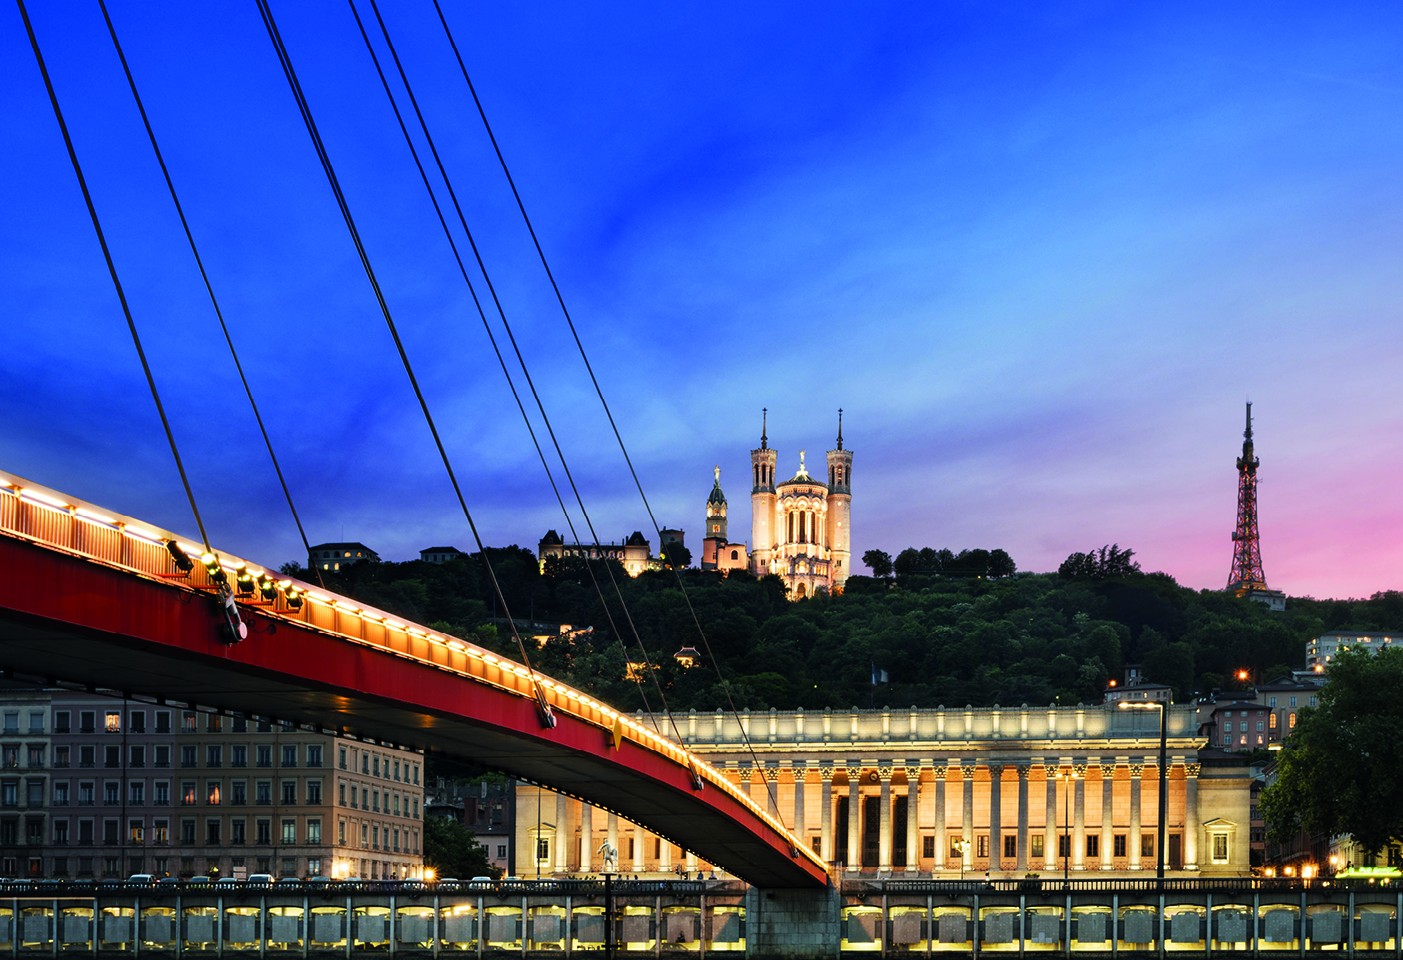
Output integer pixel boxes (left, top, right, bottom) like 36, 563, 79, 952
745, 884, 842, 958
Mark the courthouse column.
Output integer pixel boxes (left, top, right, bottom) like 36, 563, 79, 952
878, 766, 893, 871
905, 764, 921, 872
932, 765, 947, 871
988, 764, 1003, 871
1184, 762, 1201, 870
792, 763, 807, 842
631, 823, 645, 873
1072, 764, 1087, 871
1015, 765, 1030, 872
961, 765, 975, 868
847, 767, 862, 869
554, 793, 569, 873
1100, 762, 1115, 870
580, 804, 594, 872
1129, 763, 1144, 870
820, 766, 834, 863
1044, 764, 1058, 872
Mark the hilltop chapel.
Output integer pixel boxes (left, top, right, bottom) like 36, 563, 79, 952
702, 410, 852, 599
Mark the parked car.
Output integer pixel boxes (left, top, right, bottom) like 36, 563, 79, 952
245, 873, 274, 885
125, 874, 156, 886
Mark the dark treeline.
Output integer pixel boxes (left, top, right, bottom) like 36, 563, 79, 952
286, 546, 1403, 715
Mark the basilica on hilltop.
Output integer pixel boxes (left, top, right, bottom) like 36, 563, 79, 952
702, 410, 852, 599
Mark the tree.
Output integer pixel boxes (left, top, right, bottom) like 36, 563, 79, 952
661, 541, 692, 569
862, 549, 893, 578
1260, 647, 1403, 857
1058, 544, 1141, 580
423, 815, 495, 879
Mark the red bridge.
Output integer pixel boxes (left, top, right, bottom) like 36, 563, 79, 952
0, 468, 828, 889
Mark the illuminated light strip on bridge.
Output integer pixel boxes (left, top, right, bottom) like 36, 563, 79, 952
0, 468, 824, 877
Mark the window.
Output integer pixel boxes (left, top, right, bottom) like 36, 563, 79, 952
282, 745, 297, 768
206, 781, 221, 805
207, 714, 222, 733
922, 835, 935, 859
207, 745, 222, 768
0, 781, 16, 807
232, 781, 247, 805
1256, 721, 1264, 732
393, 760, 400, 781
180, 746, 196, 768
1289, 696, 1298, 708
537, 837, 551, 862
256, 746, 272, 768
338, 782, 346, 805
104, 711, 121, 733
79, 745, 95, 768
281, 819, 296, 844
281, 781, 297, 804
256, 819, 271, 845
256, 781, 271, 805
307, 818, 321, 843
1003, 835, 1016, 859
53, 782, 70, 805
1058, 834, 1070, 857
232, 717, 247, 733
181, 712, 197, 733
102, 820, 118, 845
307, 780, 322, 804
154, 745, 170, 769
232, 746, 247, 768
1211, 833, 1229, 863
181, 782, 196, 805
129, 746, 145, 768
54, 746, 69, 768
1269, 713, 1278, 730
79, 782, 95, 805
307, 745, 323, 768
231, 819, 246, 845
128, 820, 143, 844
54, 820, 69, 845
976, 834, 988, 858
154, 782, 170, 805
1141, 833, 1155, 858
339, 820, 346, 844
128, 782, 144, 805
153, 820, 168, 844
205, 819, 221, 844
1031, 834, 1044, 858
103, 782, 119, 804
54, 710, 71, 733
104, 746, 119, 768
1113, 834, 1127, 857
129, 711, 145, 733
1289, 713, 1297, 728
155, 711, 171, 734
338, 747, 347, 770
1087, 834, 1100, 858
79, 711, 95, 734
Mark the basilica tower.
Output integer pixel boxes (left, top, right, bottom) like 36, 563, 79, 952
825, 409, 853, 590
750, 409, 778, 575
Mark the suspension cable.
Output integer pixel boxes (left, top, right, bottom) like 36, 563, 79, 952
363, 0, 682, 735
432, 1, 790, 826
252, 0, 554, 725
343, 0, 661, 727
16, 0, 214, 555
96, 0, 325, 590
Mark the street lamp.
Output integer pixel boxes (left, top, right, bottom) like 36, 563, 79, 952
953, 838, 968, 881
1119, 700, 1169, 886
1057, 767, 1079, 883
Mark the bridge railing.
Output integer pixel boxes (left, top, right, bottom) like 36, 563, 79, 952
0, 470, 824, 876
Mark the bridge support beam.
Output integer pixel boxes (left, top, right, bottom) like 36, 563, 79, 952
745, 885, 841, 958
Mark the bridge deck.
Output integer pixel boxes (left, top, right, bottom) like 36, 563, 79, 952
0, 472, 827, 889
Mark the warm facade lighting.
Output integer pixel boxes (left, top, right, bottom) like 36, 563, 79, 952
165, 539, 194, 573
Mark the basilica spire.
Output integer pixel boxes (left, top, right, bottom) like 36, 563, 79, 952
836, 408, 844, 451
761, 407, 768, 450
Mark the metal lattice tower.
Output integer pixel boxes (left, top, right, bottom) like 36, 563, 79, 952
1227, 401, 1269, 594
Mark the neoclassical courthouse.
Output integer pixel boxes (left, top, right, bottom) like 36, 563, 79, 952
515, 704, 1252, 881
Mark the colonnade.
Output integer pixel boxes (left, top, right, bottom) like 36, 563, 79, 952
725, 757, 1201, 876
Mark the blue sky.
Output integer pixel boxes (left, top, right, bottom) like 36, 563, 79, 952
3, 2, 1402, 600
